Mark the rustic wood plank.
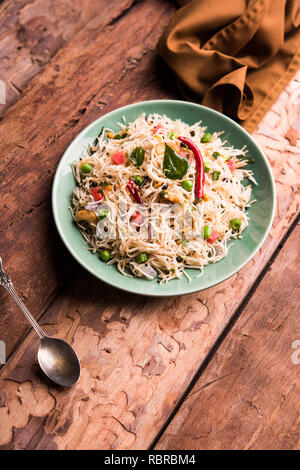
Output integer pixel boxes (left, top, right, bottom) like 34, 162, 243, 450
0, 0, 177, 357
0, 0, 137, 117
0, 73, 299, 448
155, 220, 300, 450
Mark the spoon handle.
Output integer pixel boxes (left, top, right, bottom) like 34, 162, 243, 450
0, 257, 46, 339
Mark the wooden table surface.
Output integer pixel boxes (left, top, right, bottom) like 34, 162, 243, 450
0, 0, 299, 450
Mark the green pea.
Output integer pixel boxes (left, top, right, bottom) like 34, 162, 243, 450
213, 151, 221, 159
203, 225, 212, 239
204, 162, 210, 173
135, 252, 148, 264
100, 250, 111, 262
169, 131, 178, 140
132, 175, 144, 186
201, 132, 212, 143
212, 171, 221, 181
98, 208, 108, 220
80, 163, 94, 174
182, 179, 193, 191
230, 218, 241, 231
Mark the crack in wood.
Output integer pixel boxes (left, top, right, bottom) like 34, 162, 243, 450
108, 0, 143, 27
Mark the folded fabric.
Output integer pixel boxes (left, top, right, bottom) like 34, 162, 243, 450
158, 0, 300, 132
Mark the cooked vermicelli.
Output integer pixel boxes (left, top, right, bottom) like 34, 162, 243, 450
70, 113, 256, 282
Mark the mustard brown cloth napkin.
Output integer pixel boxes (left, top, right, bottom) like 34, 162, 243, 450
158, 0, 300, 132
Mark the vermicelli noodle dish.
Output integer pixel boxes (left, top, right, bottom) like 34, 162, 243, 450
71, 113, 256, 283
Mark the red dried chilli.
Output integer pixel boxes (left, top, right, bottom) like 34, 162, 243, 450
127, 178, 145, 205
178, 136, 204, 201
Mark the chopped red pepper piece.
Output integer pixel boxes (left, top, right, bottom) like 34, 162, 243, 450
130, 211, 144, 226
227, 159, 235, 172
127, 178, 145, 205
207, 230, 219, 243
178, 136, 205, 201
152, 123, 163, 135
179, 150, 193, 160
111, 151, 125, 165
91, 187, 103, 201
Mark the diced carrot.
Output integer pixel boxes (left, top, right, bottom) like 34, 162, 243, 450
92, 187, 103, 201
207, 229, 219, 243
111, 151, 125, 165
130, 211, 143, 226
227, 159, 235, 172
152, 123, 163, 134
180, 150, 193, 160
155, 142, 165, 154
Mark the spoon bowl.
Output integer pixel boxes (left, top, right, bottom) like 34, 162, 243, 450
0, 257, 81, 387
38, 337, 80, 387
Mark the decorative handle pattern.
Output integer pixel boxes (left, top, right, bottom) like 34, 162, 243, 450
0, 257, 45, 339
0, 257, 12, 289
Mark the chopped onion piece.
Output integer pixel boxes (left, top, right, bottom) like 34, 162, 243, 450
85, 201, 102, 211
132, 263, 157, 280
73, 187, 82, 199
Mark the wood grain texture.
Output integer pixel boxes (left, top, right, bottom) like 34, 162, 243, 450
0, 0, 177, 357
0, 0, 136, 116
0, 0, 299, 450
155, 221, 300, 450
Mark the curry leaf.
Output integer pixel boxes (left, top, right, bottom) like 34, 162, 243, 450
163, 144, 189, 180
130, 146, 145, 167
97, 127, 108, 142
114, 130, 128, 140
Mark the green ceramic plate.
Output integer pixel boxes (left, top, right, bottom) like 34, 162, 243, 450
52, 100, 275, 296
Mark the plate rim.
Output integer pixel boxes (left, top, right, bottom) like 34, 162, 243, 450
52, 99, 276, 297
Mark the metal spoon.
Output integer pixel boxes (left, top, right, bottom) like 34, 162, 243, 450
0, 257, 80, 386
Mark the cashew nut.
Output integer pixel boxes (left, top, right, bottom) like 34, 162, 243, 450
75, 209, 98, 225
